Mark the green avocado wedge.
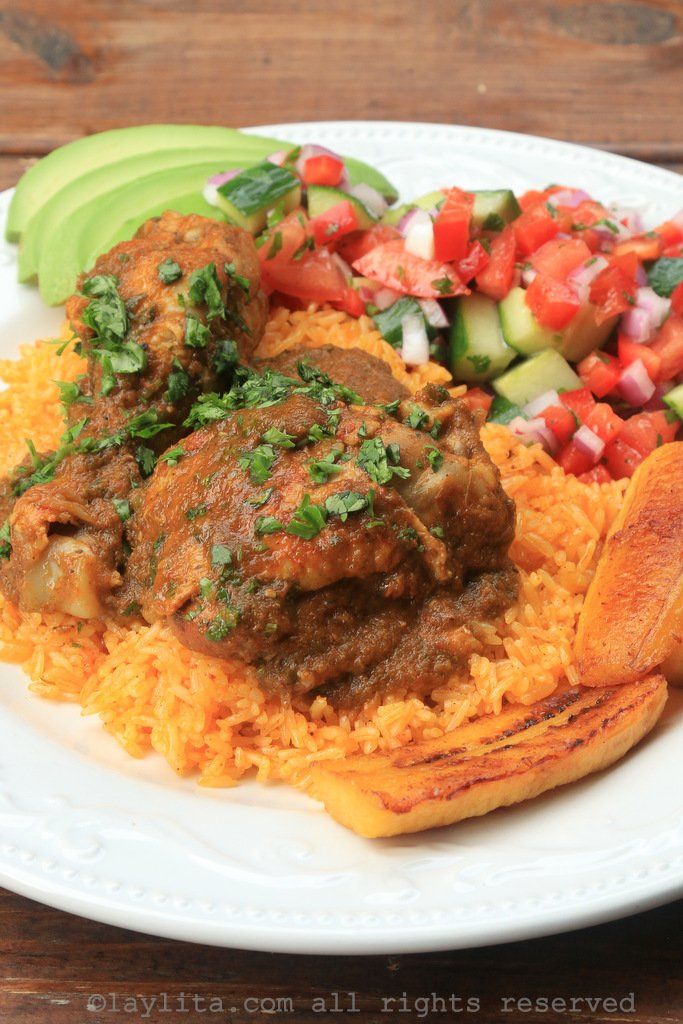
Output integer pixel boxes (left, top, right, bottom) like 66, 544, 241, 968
38, 161, 240, 306
6, 124, 284, 243
19, 147, 256, 284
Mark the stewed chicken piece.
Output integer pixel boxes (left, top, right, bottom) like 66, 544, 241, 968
257, 344, 408, 405
120, 365, 517, 704
0, 213, 267, 618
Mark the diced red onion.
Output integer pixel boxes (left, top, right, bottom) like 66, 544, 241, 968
203, 169, 242, 207
635, 263, 648, 286
547, 188, 591, 210
620, 306, 654, 344
400, 313, 430, 366
568, 255, 608, 303
523, 389, 561, 418
636, 286, 671, 328
404, 209, 434, 260
418, 299, 449, 328
266, 150, 288, 166
508, 416, 559, 453
521, 265, 538, 287
573, 425, 605, 463
373, 286, 402, 310
396, 207, 422, 235
608, 204, 643, 236
347, 183, 387, 219
618, 358, 656, 405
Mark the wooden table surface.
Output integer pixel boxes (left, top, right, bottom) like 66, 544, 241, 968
1, 1, 682, 1020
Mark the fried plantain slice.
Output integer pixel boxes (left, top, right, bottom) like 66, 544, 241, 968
575, 443, 683, 688
308, 675, 667, 837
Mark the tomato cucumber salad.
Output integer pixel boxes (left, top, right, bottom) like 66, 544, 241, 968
209, 143, 683, 483
7, 126, 683, 482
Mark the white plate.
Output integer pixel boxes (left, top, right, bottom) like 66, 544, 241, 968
0, 122, 681, 954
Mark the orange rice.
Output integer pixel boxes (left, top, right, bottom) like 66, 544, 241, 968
0, 308, 628, 790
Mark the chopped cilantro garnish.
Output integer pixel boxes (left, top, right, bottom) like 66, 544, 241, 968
184, 311, 211, 349
266, 231, 283, 260
112, 498, 131, 522
165, 359, 191, 403
261, 427, 295, 448
157, 258, 182, 284
224, 261, 251, 296
211, 543, 233, 566
214, 337, 239, 376
406, 405, 430, 431
206, 607, 240, 641
357, 437, 410, 485
247, 487, 273, 508
286, 494, 328, 539
186, 504, 208, 521
255, 515, 283, 535
0, 520, 11, 560
187, 263, 225, 320
308, 448, 343, 483
135, 445, 157, 478
425, 446, 443, 472
238, 443, 277, 485
430, 524, 445, 538
324, 490, 370, 522
431, 277, 454, 296
159, 446, 185, 467
54, 378, 92, 412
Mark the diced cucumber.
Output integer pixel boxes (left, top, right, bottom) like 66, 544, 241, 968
499, 287, 559, 355
471, 190, 521, 231
373, 297, 433, 348
663, 383, 683, 420
493, 350, 581, 407
449, 293, 516, 383
306, 185, 377, 229
488, 395, 524, 425
499, 287, 616, 362
382, 189, 445, 226
217, 161, 300, 233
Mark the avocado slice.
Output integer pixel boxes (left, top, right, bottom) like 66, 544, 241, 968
6, 124, 284, 243
19, 147, 249, 284
38, 161, 233, 306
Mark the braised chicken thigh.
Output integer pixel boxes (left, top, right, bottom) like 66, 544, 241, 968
0, 213, 267, 617
121, 366, 516, 703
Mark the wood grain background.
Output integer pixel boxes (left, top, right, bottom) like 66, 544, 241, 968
0, 1, 682, 1020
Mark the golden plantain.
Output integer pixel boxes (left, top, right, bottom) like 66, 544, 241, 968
308, 675, 667, 838
575, 442, 683, 688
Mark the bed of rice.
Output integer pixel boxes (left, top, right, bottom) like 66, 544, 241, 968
0, 307, 628, 790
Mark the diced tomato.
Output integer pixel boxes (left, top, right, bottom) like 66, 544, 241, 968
654, 219, 683, 248
605, 438, 644, 479
336, 224, 401, 264
557, 440, 596, 476
461, 387, 493, 416
456, 240, 489, 283
608, 250, 639, 281
650, 315, 683, 381
589, 264, 638, 324
584, 403, 624, 445
612, 234, 663, 262
334, 287, 366, 318
578, 464, 613, 484
518, 189, 551, 211
352, 239, 466, 299
671, 282, 683, 317
433, 188, 474, 263
525, 274, 580, 330
259, 212, 349, 303
475, 225, 516, 301
540, 404, 576, 446
530, 238, 592, 281
310, 200, 360, 247
664, 241, 683, 258
301, 154, 345, 187
514, 203, 559, 256
560, 387, 596, 423
577, 351, 621, 398
617, 334, 662, 382
648, 409, 680, 444
618, 411, 677, 457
